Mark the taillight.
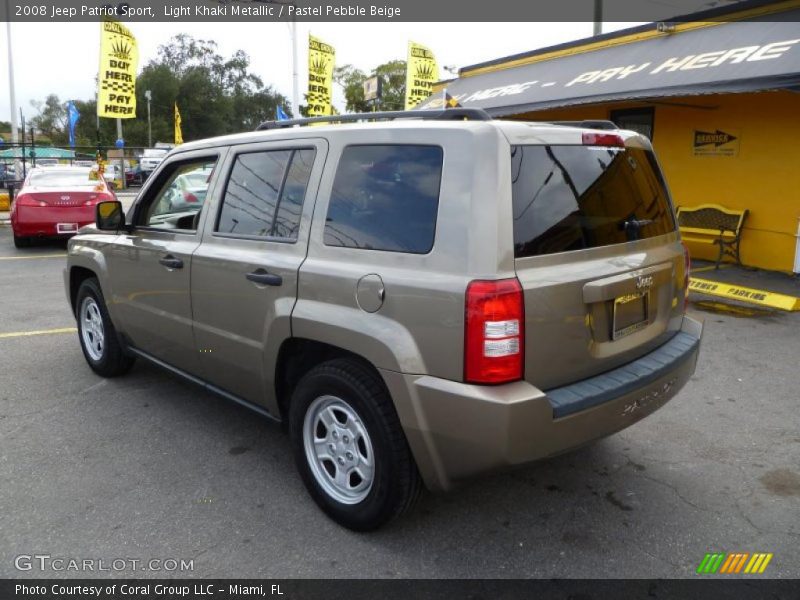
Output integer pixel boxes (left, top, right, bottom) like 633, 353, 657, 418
183, 192, 198, 203
582, 132, 625, 147
465, 278, 525, 384
681, 241, 691, 311
15, 194, 45, 207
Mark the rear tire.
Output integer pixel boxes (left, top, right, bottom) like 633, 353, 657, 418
289, 358, 422, 531
13, 234, 30, 248
75, 278, 135, 377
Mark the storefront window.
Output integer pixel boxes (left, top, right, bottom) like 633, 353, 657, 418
610, 107, 655, 140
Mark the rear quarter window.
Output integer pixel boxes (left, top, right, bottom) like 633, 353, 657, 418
324, 144, 443, 254
511, 145, 676, 258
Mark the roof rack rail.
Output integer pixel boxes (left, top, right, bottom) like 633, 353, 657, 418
255, 108, 492, 130
551, 120, 619, 130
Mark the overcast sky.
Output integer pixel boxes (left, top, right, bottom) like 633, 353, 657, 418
0, 21, 641, 125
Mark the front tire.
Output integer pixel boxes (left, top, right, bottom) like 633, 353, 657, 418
289, 358, 422, 531
75, 278, 135, 377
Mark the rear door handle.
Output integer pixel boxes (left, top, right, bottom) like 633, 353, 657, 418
158, 255, 184, 269
246, 269, 282, 287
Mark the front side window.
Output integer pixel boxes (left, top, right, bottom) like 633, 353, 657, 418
216, 148, 315, 240
324, 145, 443, 253
141, 159, 217, 231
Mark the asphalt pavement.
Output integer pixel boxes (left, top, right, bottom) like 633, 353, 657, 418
0, 226, 798, 579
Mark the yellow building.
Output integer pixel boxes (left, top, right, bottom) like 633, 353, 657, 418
424, 1, 800, 273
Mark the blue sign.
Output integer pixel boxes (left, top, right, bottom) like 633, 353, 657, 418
115, 138, 125, 149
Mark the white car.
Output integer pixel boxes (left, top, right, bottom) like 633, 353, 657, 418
140, 148, 169, 174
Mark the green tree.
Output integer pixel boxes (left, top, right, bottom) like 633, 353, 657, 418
30, 94, 67, 144
144, 35, 289, 142
335, 60, 407, 113
30, 34, 290, 149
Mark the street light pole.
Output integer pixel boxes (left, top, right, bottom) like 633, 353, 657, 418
145, 90, 152, 147
593, 0, 603, 36
291, 17, 300, 117
5, 4, 19, 144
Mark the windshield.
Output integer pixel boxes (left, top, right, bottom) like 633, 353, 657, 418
27, 169, 98, 188
511, 145, 676, 258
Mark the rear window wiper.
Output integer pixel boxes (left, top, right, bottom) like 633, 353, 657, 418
622, 218, 654, 241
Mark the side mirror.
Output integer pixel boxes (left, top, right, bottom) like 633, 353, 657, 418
96, 200, 124, 231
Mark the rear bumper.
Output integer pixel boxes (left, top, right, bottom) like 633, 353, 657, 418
12, 205, 94, 237
383, 315, 703, 491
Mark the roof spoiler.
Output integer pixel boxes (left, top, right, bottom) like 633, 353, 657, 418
551, 120, 619, 130
256, 108, 492, 130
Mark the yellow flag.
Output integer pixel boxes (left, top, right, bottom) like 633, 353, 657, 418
174, 103, 183, 145
405, 41, 439, 110
307, 35, 335, 117
97, 19, 138, 119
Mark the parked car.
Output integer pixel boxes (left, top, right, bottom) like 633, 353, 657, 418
126, 164, 144, 186
0, 163, 16, 183
35, 158, 60, 167
65, 110, 703, 530
103, 164, 124, 190
11, 166, 115, 247
139, 148, 169, 176
157, 169, 213, 212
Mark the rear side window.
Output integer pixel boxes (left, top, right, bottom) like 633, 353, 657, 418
511, 145, 675, 258
217, 148, 315, 240
324, 145, 443, 253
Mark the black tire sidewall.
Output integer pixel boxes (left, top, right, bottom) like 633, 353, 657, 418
289, 362, 408, 531
75, 278, 124, 374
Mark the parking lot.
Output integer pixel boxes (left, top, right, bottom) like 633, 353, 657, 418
1, 223, 798, 579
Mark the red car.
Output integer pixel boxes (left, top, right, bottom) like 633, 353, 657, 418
10, 166, 117, 248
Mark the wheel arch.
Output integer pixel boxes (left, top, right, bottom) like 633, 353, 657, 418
69, 266, 99, 316
274, 338, 384, 424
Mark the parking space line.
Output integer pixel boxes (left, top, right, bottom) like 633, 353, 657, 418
0, 327, 77, 339
689, 277, 800, 311
0, 254, 67, 260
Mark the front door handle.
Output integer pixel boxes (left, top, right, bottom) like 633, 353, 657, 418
246, 269, 282, 287
158, 255, 184, 269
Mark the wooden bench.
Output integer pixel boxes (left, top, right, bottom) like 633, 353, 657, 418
676, 204, 748, 269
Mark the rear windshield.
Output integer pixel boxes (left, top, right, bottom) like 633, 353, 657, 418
27, 169, 96, 187
511, 145, 676, 258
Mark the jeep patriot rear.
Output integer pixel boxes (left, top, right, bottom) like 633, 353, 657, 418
65, 110, 702, 530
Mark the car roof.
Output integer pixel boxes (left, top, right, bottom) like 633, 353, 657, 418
29, 165, 92, 172
172, 118, 650, 155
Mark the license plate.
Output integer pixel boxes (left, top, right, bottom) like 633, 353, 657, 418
612, 292, 648, 340
57, 223, 78, 234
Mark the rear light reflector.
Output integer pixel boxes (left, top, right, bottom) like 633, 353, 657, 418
184, 192, 199, 203
681, 241, 691, 311
484, 319, 519, 339
465, 278, 524, 384
582, 132, 625, 147
484, 337, 520, 358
